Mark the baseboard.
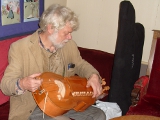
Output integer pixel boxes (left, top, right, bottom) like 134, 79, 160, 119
139, 61, 148, 77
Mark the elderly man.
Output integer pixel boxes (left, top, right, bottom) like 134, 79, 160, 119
1, 4, 106, 120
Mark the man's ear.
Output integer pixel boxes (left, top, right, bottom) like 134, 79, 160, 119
46, 24, 54, 34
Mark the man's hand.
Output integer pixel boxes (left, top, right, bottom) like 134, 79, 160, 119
86, 74, 102, 98
19, 73, 42, 92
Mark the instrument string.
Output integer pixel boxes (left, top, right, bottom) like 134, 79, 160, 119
43, 91, 48, 119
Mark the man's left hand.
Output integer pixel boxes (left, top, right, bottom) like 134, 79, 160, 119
86, 74, 102, 98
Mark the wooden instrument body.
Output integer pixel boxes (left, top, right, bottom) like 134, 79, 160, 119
32, 72, 96, 117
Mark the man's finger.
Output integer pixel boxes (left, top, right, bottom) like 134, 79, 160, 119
30, 73, 41, 78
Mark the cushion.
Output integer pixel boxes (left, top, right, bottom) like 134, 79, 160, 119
127, 95, 160, 117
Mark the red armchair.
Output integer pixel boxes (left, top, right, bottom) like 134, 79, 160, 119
127, 37, 160, 117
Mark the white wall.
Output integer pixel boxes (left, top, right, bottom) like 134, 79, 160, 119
66, 0, 160, 63
44, 0, 160, 63
44, 0, 66, 9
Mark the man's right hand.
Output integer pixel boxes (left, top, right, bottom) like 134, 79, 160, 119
19, 73, 42, 92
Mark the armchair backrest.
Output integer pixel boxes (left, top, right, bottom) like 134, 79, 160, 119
78, 47, 114, 87
147, 37, 160, 97
0, 35, 29, 105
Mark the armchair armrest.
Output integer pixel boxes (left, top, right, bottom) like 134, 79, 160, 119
131, 88, 140, 106
131, 76, 149, 106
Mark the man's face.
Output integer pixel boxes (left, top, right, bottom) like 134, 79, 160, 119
48, 23, 73, 51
